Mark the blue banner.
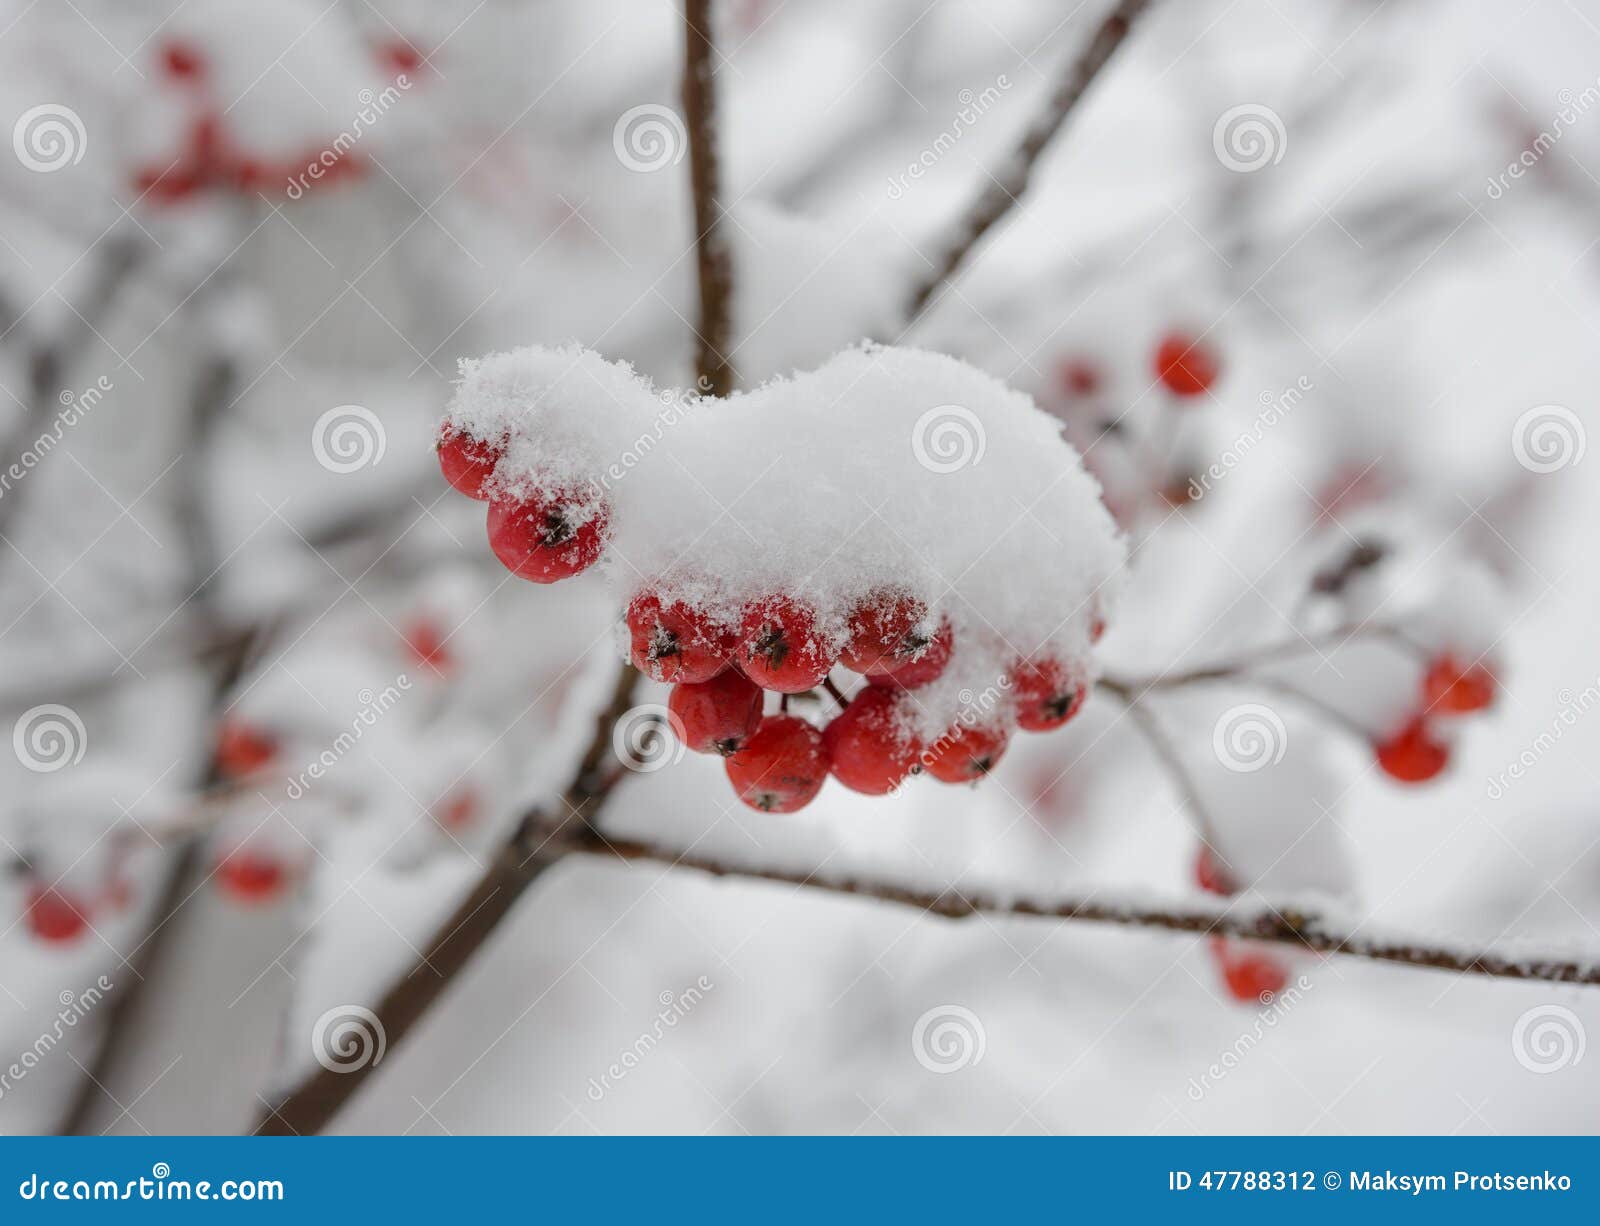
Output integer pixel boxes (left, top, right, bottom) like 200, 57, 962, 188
0, 1138, 1593, 1221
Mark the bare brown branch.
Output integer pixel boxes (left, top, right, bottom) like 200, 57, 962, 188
903, 0, 1155, 323
683, 0, 735, 396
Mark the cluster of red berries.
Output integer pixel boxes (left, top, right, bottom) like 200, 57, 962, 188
437, 425, 610, 584
628, 587, 1095, 813
131, 40, 371, 206
1372, 652, 1496, 784
1194, 846, 1291, 1003
437, 420, 1101, 813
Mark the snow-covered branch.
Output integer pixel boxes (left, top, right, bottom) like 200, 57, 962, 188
536, 821, 1600, 987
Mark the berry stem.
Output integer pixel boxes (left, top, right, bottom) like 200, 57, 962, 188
822, 675, 850, 710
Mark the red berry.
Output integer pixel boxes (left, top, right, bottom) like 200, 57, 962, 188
1153, 332, 1220, 398
25, 885, 89, 943
1374, 718, 1449, 784
215, 719, 277, 780
821, 686, 921, 795
404, 617, 452, 674
1194, 846, 1237, 896
1209, 937, 1289, 1003
1422, 654, 1495, 714
436, 790, 478, 831
161, 40, 205, 80
670, 670, 763, 756
840, 590, 927, 673
379, 40, 426, 74
922, 719, 1010, 784
1010, 659, 1087, 732
486, 491, 608, 582
738, 598, 836, 693
437, 426, 503, 499
1058, 358, 1101, 398
215, 849, 288, 904
725, 715, 828, 813
626, 592, 736, 684
1090, 615, 1106, 644
864, 617, 953, 690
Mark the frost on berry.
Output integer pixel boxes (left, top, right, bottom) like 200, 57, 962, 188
822, 686, 922, 795
440, 343, 1125, 740
627, 591, 736, 684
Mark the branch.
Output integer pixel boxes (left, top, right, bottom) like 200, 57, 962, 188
683, 0, 735, 396
537, 821, 1600, 986
902, 0, 1154, 323
0, 234, 146, 541
252, 1, 736, 1134
252, 664, 641, 1136
59, 338, 254, 1135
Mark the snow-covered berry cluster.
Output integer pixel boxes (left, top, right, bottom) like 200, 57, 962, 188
436, 343, 1126, 812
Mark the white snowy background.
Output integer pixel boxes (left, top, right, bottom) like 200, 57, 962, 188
0, 0, 1597, 1135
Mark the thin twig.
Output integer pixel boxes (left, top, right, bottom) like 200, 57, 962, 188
0, 235, 145, 541
538, 821, 1600, 986
1106, 621, 1421, 693
903, 0, 1155, 323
